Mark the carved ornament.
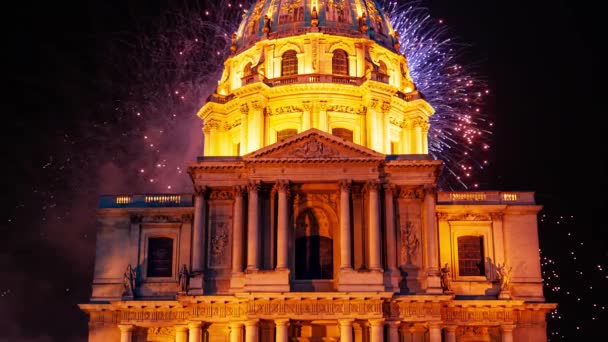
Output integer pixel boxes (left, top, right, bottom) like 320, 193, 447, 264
181, 214, 193, 223
338, 179, 352, 192
209, 222, 230, 268
194, 185, 208, 196
381, 102, 391, 113
142, 215, 182, 223
268, 105, 302, 115
292, 140, 339, 158
147, 327, 175, 337
398, 187, 424, 199
209, 190, 234, 201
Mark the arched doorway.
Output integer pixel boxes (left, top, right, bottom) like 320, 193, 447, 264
295, 207, 333, 280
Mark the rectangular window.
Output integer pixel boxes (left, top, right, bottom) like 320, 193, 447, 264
457, 236, 485, 276
147, 237, 173, 277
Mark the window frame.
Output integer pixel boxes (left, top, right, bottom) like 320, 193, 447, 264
281, 50, 298, 77
139, 224, 181, 283
449, 221, 494, 282
332, 49, 349, 76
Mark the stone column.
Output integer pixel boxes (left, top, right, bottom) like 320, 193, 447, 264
444, 325, 457, 342
421, 122, 429, 153
428, 322, 442, 342
339, 180, 352, 270
414, 119, 423, 154
250, 101, 264, 152
424, 185, 442, 294
188, 322, 202, 342
369, 319, 384, 342
175, 325, 188, 342
500, 324, 516, 342
383, 184, 398, 273
245, 319, 259, 342
339, 319, 354, 342
381, 102, 391, 153
247, 181, 260, 271
302, 101, 312, 131
191, 186, 207, 295
232, 186, 245, 274
229, 322, 244, 342
319, 101, 328, 132
276, 181, 290, 270
275, 319, 289, 342
118, 324, 134, 342
367, 180, 383, 271
240, 104, 248, 154
387, 321, 400, 342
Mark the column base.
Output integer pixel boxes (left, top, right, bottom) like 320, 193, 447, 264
229, 272, 246, 293
121, 294, 134, 301
383, 268, 401, 292
337, 269, 384, 292
244, 269, 290, 292
498, 290, 512, 300
425, 274, 443, 294
188, 274, 205, 295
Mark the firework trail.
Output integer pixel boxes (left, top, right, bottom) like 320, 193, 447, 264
384, 0, 493, 189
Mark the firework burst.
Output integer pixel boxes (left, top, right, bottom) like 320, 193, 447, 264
384, 0, 493, 190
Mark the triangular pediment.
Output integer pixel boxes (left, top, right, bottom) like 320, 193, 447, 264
243, 128, 385, 161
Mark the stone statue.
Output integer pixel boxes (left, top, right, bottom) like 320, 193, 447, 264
123, 264, 136, 297
440, 263, 453, 293
178, 264, 190, 293
400, 221, 419, 266
496, 263, 513, 291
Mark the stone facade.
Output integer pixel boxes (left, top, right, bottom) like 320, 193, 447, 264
80, 1, 556, 341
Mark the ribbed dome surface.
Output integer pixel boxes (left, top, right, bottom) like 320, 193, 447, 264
235, 0, 397, 52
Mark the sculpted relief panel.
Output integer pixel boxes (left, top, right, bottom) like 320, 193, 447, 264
396, 201, 423, 268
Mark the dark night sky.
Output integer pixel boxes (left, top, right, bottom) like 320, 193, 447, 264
3, 0, 604, 341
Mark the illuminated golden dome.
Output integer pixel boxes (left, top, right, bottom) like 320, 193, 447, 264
198, 0, 433, 157
234, 0, 399, 53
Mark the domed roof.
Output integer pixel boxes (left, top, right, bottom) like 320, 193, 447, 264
234, 0, 398, 52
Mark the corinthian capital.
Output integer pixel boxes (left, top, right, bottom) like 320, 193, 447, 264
338, 179, 352, 192
233, 185, 246, 195
247, 180, 261, 192
383, 183, 398, 196
194, 185, 208, 196
240, 103, 249, 114
302, 101, 312, 111
381, 101, 391, 113
365, 180, 380, 192
276, 180, 290, 193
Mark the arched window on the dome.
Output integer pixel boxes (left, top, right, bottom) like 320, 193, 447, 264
332, 49, 349, 76
332, 128, 353, 142
281, 50, 298, 76
378, 61, 388, 75
243, 62, 252, 76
